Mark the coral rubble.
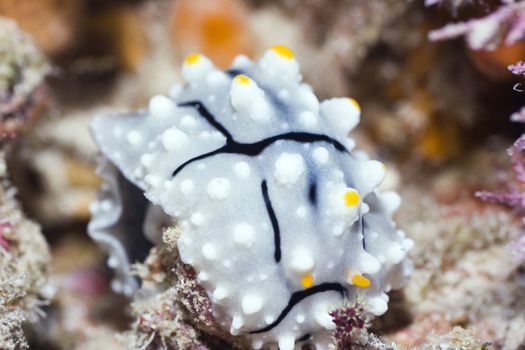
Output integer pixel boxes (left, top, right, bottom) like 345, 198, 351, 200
0, 151, 52, 350
0, 17, 49, 137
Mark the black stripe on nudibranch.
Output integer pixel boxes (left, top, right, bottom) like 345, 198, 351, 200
172, 132, 349, 177
249, 283, 346, 334
360, 216, 367, 251
172, 100, 350, 177
308, 181, 317, 205
261, 180, 281, 263
297, 333, 312, 342
225, 69, 244, 78
178, 101, 234, 141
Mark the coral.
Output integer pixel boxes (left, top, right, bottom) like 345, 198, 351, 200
0, 150, 52, 349
121, 242, 235, 350
475, 59, 525, 265
427, 1, 525, 78
0, 19, 51, 349
89, 46, 412, 349
428, 1, 525, 50
508, 60, 525, 76
508, 61, 525, 122
415, 326, 489, 350
0, 17, 49, 137
387, 149, 525, 349
123, 289, 211, 350
330, 303, 373, 350
0, 309, 27, 350
475, 135, 525, 211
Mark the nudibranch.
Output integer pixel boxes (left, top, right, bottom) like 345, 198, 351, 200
88, 46, 413, 349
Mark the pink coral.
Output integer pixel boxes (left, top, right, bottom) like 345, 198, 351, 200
330, 303, 370, 349
428, 1, 525, 50
475, 136, 525, 211
509, 60, 525, 76
476, 61, 525, 262
511, 106, 525, 122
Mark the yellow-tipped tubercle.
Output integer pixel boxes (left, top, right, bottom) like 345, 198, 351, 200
234, 74, 251, 85
185, 53, 201, 65
300, 274, 314, 288
343, 189, 360, 207
271, 44, 294, 59
350, 273, 371, 288
347, 97, 361, 113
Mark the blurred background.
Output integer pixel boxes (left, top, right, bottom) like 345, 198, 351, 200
1, 0, 525, 349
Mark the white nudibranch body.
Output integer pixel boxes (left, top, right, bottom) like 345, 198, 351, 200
88, 46, 413, 350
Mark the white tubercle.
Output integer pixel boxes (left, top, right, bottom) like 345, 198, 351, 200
378, 191, 402, 219
230, 54, 253, 70
162, 127, 188, 151
298, 110, 318, 127
328, 185, 360, 232
232, 223, 256, 248
288, 246, 314, 273
274, 153, 305, 187
277, 335, 295, 350
182, 53, 215, 83
357, 252, 382, 274
312, 147, 329, 164
295, 206, 307, 218
314, 310, 336, 330
357, 160, 386, 191
140, 153, 154, 169
234, 161, 251, 178
297, 84, 319, 113
213, 287, 229, 301
230, 74, 273, 122
179, 115, 198, 132
320, 97, 361, 136
366, 294, 389, 316
259, 45, 301, 84
180, 179, 194, 196
230, 315, 244, 335
126, 130, 142, 146
207, 178, 232, 200
149, 95, 177, 118
206, 70, 229, 88
242, 294, 264, 315
252, 339, 264, 350
202, 243, 217, 260
190, 212, 204, 226
386, 243, 406, 264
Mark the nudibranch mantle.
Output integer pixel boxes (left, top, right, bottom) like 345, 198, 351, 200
89, 46, 413, 350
